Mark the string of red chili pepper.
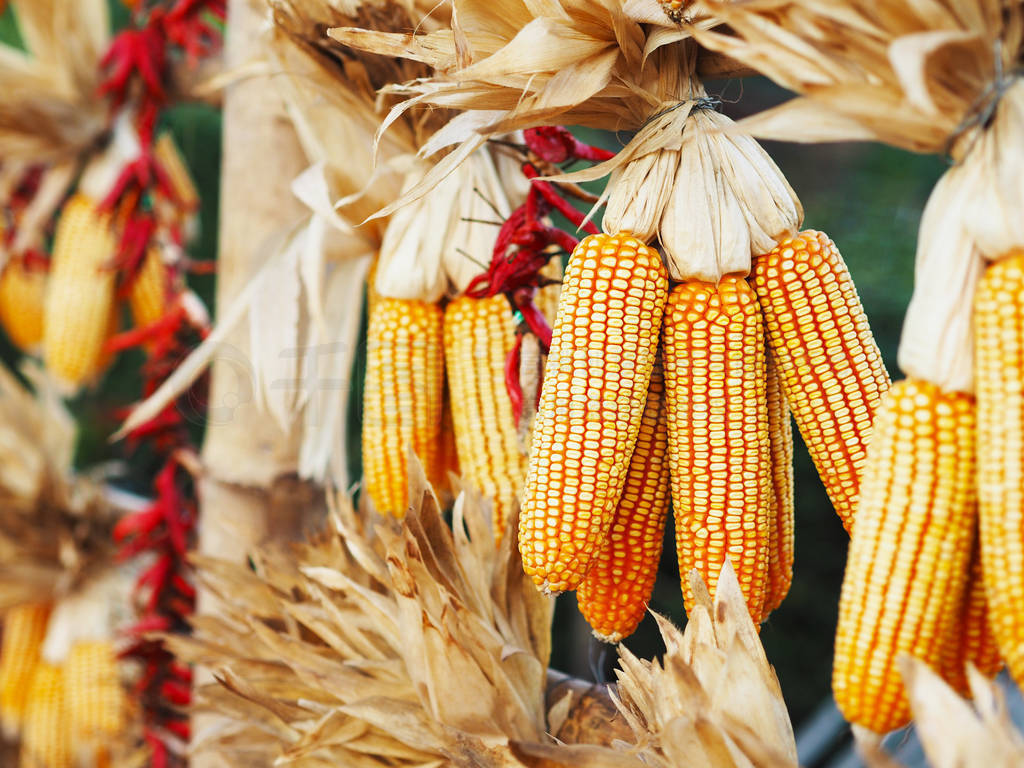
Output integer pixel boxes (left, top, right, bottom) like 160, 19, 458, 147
109, 296, 209, 768
100, 2, 222, 764
98, 0, 225, 286
466, 127, 614, 424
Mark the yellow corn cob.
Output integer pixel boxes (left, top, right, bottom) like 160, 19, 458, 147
0, 602, 51, 739
444, 295, 525, 541
662, 276, 770, 622
751, 231, 890, 534
42, 195, 117, 390
362, 297, 444, 516
576, 358, 670, 642
129, 249, 170, 331
536, 256, 563, 327
519, 233, 668, 594
154, 132, 199, 211
940, 541, 1002, 696
20, 662, 70, 768
0, 257, 47, 353
431, 391, 459, 505
763, 348, 795, 615
976, 251, 1024, 685
832, 379, 976, 733
65, 640, 126, 744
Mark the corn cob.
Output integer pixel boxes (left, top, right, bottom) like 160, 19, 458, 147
431, 391, 459, 505
361, 297, 444, 516
0, 602, 50, 739
763, 348, 795, 615
940, 541, 1002, 696
975, 251, 1024, 685
832, 379, 975, 733
662, 275, 770, 622
128, 248, 170, 331
536, 256, 563, 326
751, 231, 890, 533
519, 233, 668, 593
0, 257, 47, 353
65, 640, 126, 744
154, 132, 200, 211
444, 294, 525, 541
576, 358, 670, 641
20, 662, 70, 768
42, 195, 118, 391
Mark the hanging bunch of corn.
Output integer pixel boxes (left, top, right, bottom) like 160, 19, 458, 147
693, 0, 1023, 733
333, 0, 892, 635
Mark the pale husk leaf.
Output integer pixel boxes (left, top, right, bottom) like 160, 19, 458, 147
173, 478, 556, 765
897, 167, 983, 393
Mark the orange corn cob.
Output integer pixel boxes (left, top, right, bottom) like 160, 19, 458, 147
0, 257, 47, 353
832, 379, 975, 733
576, 358, 670, 642
128, 249, 170, 331
519, 233, 668, 594
0, 602, 50, 739
42, 195, 118, 390
975, 251, 1024, 685
20, 662, 70, 768
751, 231, 890, 533
444, 295, 525, 541
940, 541, 1002, 696
662, 276, 770, 622
361, 297, 444, 516
763, 348, 795, 615
65, 640, 126, 744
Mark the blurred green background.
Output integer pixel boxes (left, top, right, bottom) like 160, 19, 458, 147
0, 2, 943, 730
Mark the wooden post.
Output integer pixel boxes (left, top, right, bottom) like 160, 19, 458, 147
192, 0, 319, 763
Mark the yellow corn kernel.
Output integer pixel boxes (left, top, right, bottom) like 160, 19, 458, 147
20, 662, 70, 768
0, 602, 50, 739
833, 379, 975, 733
65, 640, 126, 744
361, 297, 444, 516
662, 276, 770, 622
444, 295, 525, 542
751, 231, 890, 533
0, 257, 47, 353
940, 541, 1002, 696
763, 348, 795, 615
519, 233, 668, 594
154, 132, 199, 212
975, 251, 1024, 686
42, 195, 117, 391
576, 358, 670, 642
129, 249, 170, 331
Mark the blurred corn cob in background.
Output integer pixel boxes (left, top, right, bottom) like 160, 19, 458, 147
0, 256, 48, 353
0, 602, 51, 740
42, 194, 118, 392
362, 296, 444, 516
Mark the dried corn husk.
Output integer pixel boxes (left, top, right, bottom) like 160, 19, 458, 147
0, 0, 109, 163
170, 465, 556, 765
333, 9, 800, 280
0, 363, 123, 610
694, 0, 1024, 390
173, 468, 800, 767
